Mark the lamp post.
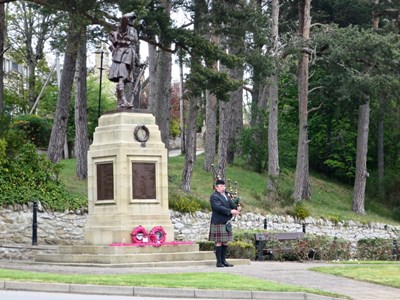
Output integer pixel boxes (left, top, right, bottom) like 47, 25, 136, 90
95, 50, 105, 119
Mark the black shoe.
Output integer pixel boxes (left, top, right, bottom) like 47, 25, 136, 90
216, 263, 225, 267
222, 261, 234, 267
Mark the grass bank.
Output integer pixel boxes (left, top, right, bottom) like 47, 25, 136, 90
0, 269, 344, 298
59, 154, 399, 225
311, 262, 400, 288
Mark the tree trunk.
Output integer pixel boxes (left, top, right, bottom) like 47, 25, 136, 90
181, 95, 200, 192
149, 0, 172, 150
352, 98, 370, 214
47, 19, 80, 163
0, 3, 4, 113
294, 0, 312, 201
227, 63, 244, 164
181, 0, 207, 192
203, 31, 219, 173
218, 99, 230, 180
74, 27, 89, 179
203, 90, 217, 172
267, 0, 280, 199
377, 94, 385, 201
148, 44, 157, 112
154, 47, 172, 149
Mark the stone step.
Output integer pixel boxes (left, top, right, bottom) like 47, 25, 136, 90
58, 244, 199, 255
34, 243, 251, 268
31, 258, 250, 268
35, 251, 216, 264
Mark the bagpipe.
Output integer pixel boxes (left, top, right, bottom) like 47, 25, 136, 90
211, 164, 242, 215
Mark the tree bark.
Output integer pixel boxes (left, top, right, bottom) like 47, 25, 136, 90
0, 3, 4, 113
181, 95, 200, 192
74, 27, 89, 179
47, 19, 80, 163
218, 99, 230, 180
203, 31, 219, 173
294, 0, 312, 201
352, 98, 370, 214
148, 43, 157, 112
377, 94, 385, 201
203, 90, 217, 172
227, 62, 244, 164
181, 0, 207, 192
267, 0, 280, 199
149, 0, 172, 150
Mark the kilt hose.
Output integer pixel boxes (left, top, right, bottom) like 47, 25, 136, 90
209, 223, 232, 243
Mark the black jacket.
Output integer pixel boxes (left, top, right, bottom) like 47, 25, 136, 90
210, 191, 235, 224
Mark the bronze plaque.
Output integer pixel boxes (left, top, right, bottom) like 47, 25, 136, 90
132, 163, 156, 199
97, 163, 114, 200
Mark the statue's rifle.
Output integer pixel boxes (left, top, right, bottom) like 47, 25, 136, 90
132, 57, 148, 95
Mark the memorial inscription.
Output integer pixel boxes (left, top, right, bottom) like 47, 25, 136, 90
97, 163, 114, 200
132, 162, 156, 199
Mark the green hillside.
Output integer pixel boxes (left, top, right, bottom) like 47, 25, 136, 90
59, 154, 399, 226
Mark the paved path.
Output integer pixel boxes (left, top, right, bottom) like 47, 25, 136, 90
0, 260, 399, 300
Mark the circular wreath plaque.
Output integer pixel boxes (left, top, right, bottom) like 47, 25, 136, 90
149, 226, 166, 244
134, 124, 150, 143
131, 225, 148, 243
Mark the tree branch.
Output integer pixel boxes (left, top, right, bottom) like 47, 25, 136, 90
0, 46, 10, 56
242, 85, 253, 94
309, 86, 323, 94
308, 101, 324, 114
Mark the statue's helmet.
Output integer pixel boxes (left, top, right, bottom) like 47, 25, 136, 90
123, 12, 136, 25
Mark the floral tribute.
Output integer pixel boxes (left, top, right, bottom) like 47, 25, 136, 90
109, 225, 193, 247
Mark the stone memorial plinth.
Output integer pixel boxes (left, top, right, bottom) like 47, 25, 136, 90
84, 111, 173, 245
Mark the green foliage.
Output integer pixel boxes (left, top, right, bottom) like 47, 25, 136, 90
368, 169, 400, 209
186, 64, 242, 101
197, 240, 256, 260
393, 207, 400, 222
0, 114, 27, 158
326, 214, 341, 225
262, 235, 351, 262
0, 139, 6, 165
227, 241, 255, 260
288, 202, 310, 221
197, 241, 214, 251
356, 238, 395, 261
204, 230, 400, 262
169, 192, 203, 213
169, 118, 180, 138
12, 115, 52, 149
309, 114, 357, 182
0, 143, 86, 211
239, 112, 268, 173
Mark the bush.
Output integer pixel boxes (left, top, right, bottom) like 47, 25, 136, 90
227, 241, 256, 260
0, 142, 86, 211
12, 114, 52, 149
169, 192, 202, 213
356, 238, 395, 260
197, 240, 256, 260
287, 201, 310, 220
261, 235, 351, 261
169, 118, 181, 138
393, 206, 400, 222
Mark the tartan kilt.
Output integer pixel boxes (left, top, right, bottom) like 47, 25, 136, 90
209, 223, 232, 243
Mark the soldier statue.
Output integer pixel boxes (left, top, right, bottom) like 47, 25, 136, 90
108, 12, 143, 109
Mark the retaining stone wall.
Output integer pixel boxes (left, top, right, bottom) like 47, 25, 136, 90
1, 204, 399, 260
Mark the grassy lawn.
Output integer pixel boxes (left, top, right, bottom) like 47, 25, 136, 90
0, 269, 345, 298
310, 263, 400, 288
